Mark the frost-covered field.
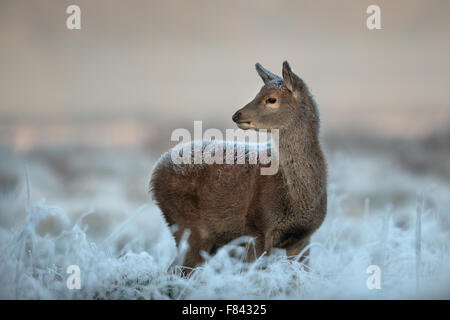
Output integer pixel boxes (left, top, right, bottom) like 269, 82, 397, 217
0, 146, 449, 299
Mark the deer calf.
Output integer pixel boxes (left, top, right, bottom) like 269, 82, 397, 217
151, 61, 327, 269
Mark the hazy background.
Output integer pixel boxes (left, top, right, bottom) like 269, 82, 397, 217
1, 0, 450, 146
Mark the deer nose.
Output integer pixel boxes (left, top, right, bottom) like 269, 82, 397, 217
232, 111, 241, 123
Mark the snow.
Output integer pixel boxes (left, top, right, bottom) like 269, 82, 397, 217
0, 147, 449, 299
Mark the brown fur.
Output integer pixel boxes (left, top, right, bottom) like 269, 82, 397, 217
150, 61, 327, 268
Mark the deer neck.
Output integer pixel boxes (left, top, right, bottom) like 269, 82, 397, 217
276, 122, 324, 204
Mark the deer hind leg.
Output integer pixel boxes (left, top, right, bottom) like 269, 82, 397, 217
154, 187, 209, 270
286, 237, 311, 268
174, 224, 213, 271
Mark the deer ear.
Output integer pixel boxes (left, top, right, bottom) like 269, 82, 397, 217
282, 61, 305, 99
255, 63, 279, 84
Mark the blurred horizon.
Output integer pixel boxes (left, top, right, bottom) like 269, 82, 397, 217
1, 0, 450, 152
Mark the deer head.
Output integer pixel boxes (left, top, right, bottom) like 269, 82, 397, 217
232, 61, 319, 133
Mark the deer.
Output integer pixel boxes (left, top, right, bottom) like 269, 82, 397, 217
150, 61, 327, 270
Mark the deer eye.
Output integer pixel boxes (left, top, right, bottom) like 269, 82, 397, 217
266, 98, 277, 104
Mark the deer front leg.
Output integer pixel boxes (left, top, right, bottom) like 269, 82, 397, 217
246, 232, 274, 262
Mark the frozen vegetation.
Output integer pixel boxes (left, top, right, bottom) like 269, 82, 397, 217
0, 146, 449, 299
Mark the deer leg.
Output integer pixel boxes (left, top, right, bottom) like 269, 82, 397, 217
174, 225, 213, 271
286, 237, 311, 268
245, 235, 262, 262
246, 232, 273, 262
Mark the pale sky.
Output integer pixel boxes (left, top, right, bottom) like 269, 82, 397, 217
1, 0, 449, 138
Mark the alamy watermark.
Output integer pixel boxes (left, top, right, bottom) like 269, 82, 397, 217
366, 5, 381, 30
65, 5, 381, 31
170, 121, 279, 175
66, 5, 81, 30
366, 264, 382, 290
66, 265, 81, 290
